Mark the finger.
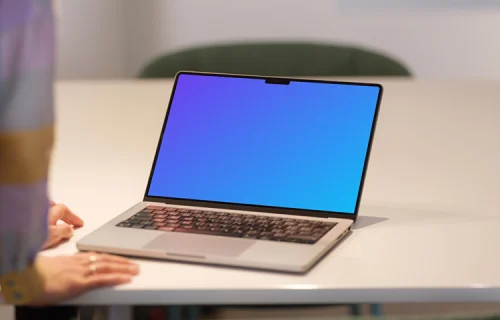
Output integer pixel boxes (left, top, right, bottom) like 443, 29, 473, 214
49, 204, 84, 227
78, 252, 137, 266
97, 253, 138, 265
84, 274, 133, 290
43, 225, 74, 249
57, 204, 84, 227
93, 261, 140, 275
47, 204, 68, 225
43, 227, 62, 249
54, 223, 74, 239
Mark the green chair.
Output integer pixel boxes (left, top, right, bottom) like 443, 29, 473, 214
138, 42, 411, 78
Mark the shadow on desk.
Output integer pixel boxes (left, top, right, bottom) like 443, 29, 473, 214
353, 216, 389, 230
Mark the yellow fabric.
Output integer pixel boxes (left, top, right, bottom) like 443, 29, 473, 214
0, 125, 54, 184
0, 262, 44, 305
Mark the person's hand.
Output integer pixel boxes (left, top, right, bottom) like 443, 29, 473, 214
43, 201, 84, 249
29, 252, 140, 306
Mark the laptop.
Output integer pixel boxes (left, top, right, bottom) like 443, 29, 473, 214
77, 72, 382, 273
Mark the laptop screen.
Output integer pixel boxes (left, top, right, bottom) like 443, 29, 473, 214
146, 73, 381, 215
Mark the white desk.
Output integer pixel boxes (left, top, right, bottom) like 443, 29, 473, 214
42, 78, 500, 308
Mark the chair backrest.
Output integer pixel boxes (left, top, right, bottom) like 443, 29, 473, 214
138, 42, 412, 78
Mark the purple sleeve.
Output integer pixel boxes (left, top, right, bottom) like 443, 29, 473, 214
0, 0, 55, 276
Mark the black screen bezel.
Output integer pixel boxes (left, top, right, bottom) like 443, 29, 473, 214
143, 71, 383, 222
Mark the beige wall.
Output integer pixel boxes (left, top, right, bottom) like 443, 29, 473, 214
56, 0, 500, 79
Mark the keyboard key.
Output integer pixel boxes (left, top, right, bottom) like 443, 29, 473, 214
116, 222, 131, 227
135, 212, 152, 217
313, 228, 328, 234
144, 225, 158, 230
173, 228, 243, 238
274, 232, 288, 238
158, 227, 175, 231
148, 206, 166, 210
135, 216, 151, 221
286, 235, 319, 243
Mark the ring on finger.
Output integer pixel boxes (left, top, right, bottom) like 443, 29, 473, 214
88, 263, 97, 275
88, 254, 98, 264
87, 255, 98, 275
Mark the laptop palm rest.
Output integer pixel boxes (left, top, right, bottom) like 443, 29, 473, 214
144, 233, 255, 257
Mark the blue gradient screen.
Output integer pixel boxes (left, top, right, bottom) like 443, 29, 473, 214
147, 74, 380, 214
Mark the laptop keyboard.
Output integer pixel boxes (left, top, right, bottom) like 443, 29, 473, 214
116, 205, 337, 244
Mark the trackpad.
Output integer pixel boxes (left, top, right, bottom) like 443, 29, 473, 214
144, 232, 255, 257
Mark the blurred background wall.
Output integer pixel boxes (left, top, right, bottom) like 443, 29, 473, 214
56, 0, 500, 80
